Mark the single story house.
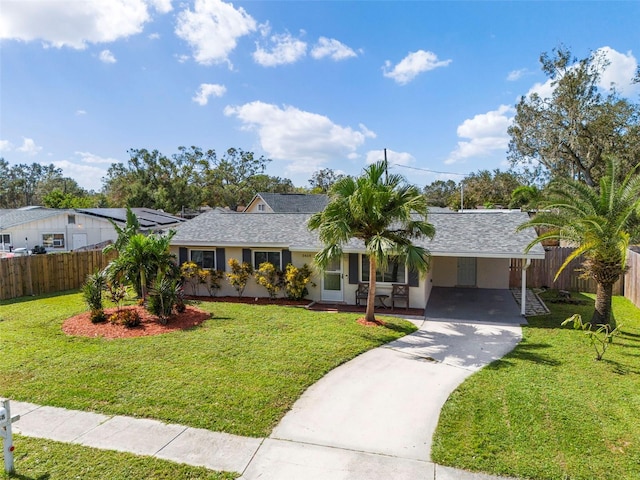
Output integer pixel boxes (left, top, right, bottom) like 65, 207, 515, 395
0, 207, 185, 254
170, 209, 545, 314
243, 193, 329, 213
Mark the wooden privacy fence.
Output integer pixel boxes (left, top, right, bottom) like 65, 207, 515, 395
509, 247, 624, 296
0, 250, 116, 300
625, 247, 640, 308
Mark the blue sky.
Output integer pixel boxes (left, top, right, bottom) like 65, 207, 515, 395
1, 1, 639, 192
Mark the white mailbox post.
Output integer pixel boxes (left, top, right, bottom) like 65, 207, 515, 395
0, 399, 20, 474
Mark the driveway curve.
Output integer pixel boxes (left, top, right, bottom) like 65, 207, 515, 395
240, 314, 523, 480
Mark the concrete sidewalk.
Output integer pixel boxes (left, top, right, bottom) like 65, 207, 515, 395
11, 317, 522, 480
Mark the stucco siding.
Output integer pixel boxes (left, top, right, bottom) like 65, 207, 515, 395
476, 257, 509, 289
431, 256, 458, 287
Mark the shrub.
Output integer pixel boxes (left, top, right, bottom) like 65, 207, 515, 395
254, 262, 283, 299
89, 309, 107, 324
180, 261, 201, 296
106, 281, 127, 312
205, 269, 224, 297
227, 258, 253, 297
284, 263, 314, 300
108, 309, 141, 328
147, 275, 181, 325
82, 269, 107, 313
562, 313, 623, 360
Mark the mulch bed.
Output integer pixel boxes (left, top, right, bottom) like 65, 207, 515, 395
62, 305, 211, 339
62, 296, 421, 338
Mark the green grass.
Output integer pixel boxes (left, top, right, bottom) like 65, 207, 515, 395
2, 435, 237, 479
431, 292, 640, 480
0, 291, 415, 437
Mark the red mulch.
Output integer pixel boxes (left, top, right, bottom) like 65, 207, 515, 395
62, 305, 211, 339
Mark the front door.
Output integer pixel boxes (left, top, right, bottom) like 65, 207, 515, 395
321, 256, 343, 302
457, 257, 477, 287
72, 233, 88, 250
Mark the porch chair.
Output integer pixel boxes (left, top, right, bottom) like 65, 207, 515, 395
391, 283, 409, 310
355, 282, 369, 306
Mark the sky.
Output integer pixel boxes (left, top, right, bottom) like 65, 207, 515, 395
1, 0, 639, 193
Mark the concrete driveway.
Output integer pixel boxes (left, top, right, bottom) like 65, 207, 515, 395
240, 289, 524, 480
425, 287, 526, 325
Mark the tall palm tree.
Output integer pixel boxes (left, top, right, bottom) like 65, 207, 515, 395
106, 231, 176, 299
518, 158, 640, 325
309, 161, 435, 324
103, 206, 141, 255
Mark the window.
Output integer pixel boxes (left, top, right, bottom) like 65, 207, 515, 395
68, 215, 76, 224
190, 250, 216, 270
254, 251, 281, 269
0, 234, 10, 246
361, 255, 406, 283
42, 233, 65, 249
257, 204, 265, 211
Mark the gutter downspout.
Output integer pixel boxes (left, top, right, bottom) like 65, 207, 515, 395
521, 258, 532, 316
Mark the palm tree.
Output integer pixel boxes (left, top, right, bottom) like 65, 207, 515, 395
518, 158, 640, 325
103, 206, 141, 255
106, 231, 176, 299
309, 161, 435, 324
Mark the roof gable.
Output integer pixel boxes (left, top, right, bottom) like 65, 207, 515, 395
244, 193, 329, 213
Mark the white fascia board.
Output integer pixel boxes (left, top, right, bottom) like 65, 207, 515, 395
172, 241, 290, 248
430, 250, 545, 259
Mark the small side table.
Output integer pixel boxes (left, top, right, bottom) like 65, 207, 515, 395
375, 294, 389, 309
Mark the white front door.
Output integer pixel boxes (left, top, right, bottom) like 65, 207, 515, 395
457, 257, 477, 287
321, 256, 343, 302
72, 233, 88, 250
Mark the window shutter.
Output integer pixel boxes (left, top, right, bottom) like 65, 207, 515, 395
242, 248, 251, 264
216, 248, 226, 271
282, 249, 292, 268
348, 253, 359, 284
179, 247, 188, 265
408, 267, 419, 287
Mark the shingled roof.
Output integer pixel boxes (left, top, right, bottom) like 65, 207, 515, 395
245, 193, 329, 213
172, 209, 545, 259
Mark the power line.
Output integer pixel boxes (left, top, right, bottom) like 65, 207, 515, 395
390, 163, 469, 177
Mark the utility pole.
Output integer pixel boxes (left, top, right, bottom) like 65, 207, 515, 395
384, 148, 388, 183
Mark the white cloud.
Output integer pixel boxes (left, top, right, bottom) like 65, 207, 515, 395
223, 101, 376, 173
148, 32, 160, 40
75, 109, 87, 116
0, 140, 14, 152
192, 83, 227, 105
446, 105, 514, 165
311, 37, 357, 61
74, 151, 120, 165
0, 0, 168, 49
99, 49, 117, 63
16, 138, 42, 156
383, 50, 452, 85
175, 0, 256, 67
525, 46, 639, 100
365, 149, 415, 166
507, 68, 528, 81
597, 47, 639, 96
253, 32, 307, 67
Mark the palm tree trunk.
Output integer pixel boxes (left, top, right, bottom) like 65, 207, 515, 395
591, 282, 613, 326
365, 255, 377, 323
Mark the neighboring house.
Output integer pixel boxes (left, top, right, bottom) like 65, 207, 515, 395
170, 209, 545, 311
244, 193, 329, 213
0, 207, 185, 254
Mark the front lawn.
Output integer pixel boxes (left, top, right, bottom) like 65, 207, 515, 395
431, 292, 640, 480
0, 292, 416, 437
2, 435, 237, 479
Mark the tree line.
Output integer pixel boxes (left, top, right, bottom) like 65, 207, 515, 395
2, 47, 638, 214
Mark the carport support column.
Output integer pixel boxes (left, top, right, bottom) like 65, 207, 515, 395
521, 258, 531, 316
